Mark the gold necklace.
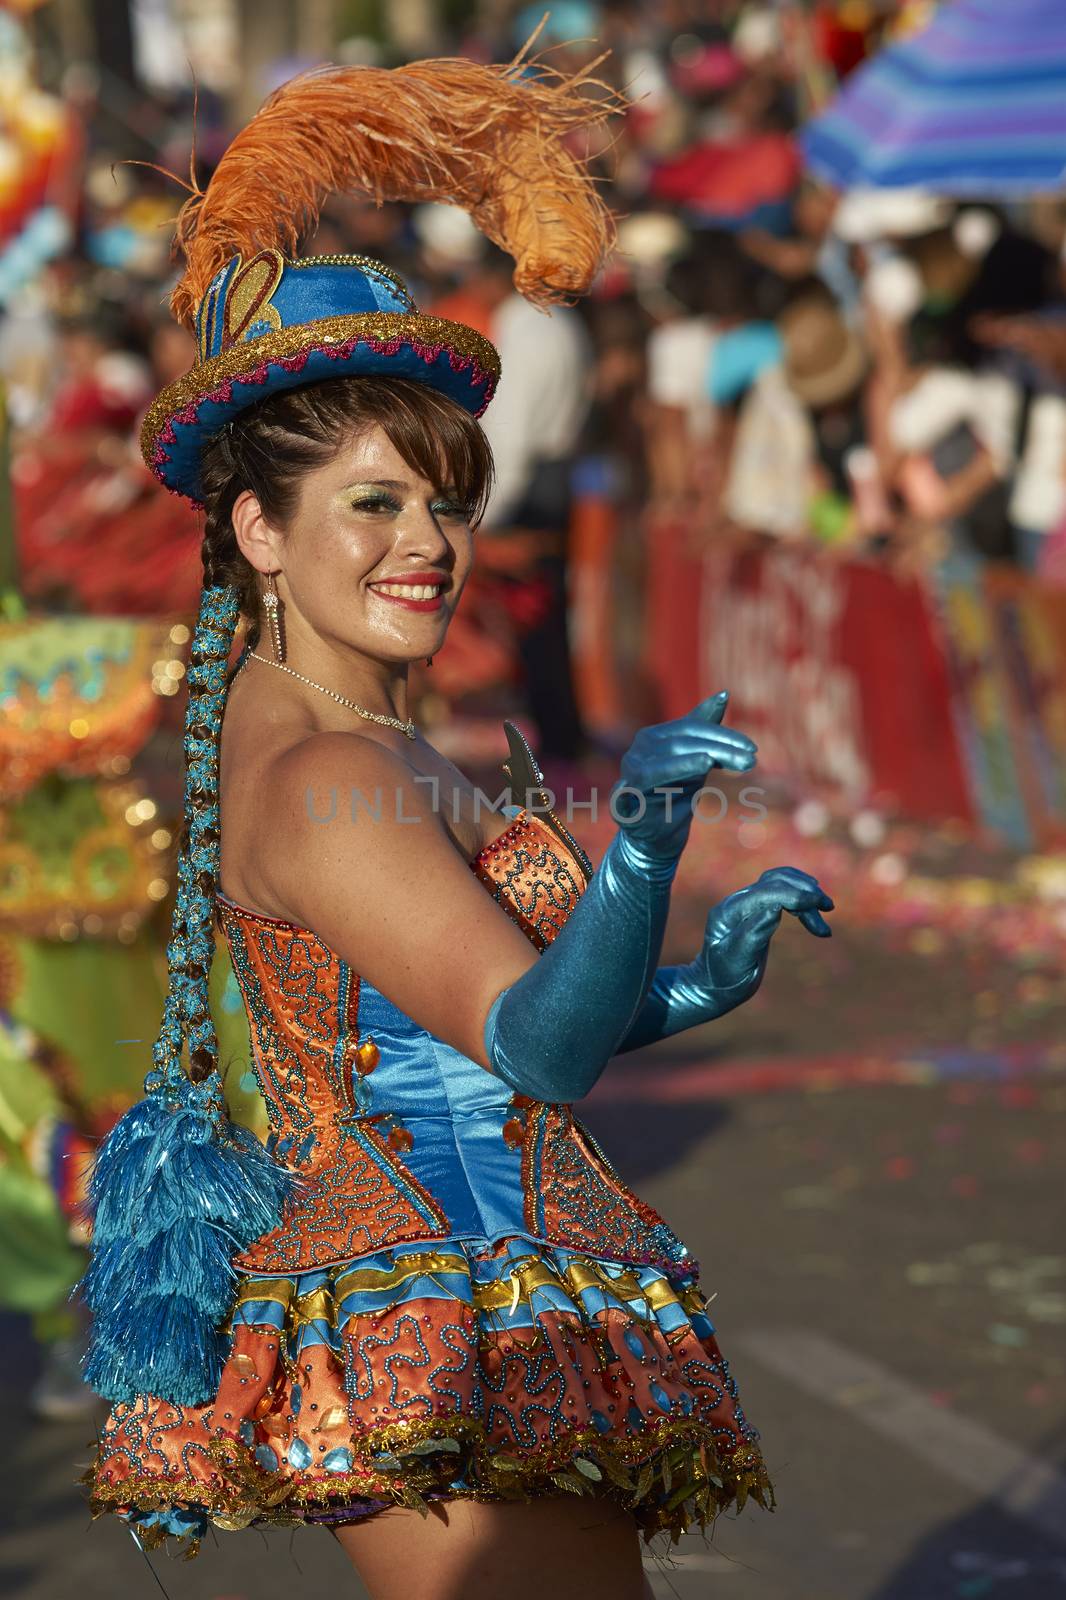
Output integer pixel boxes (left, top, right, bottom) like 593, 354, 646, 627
244, 650, 417, 739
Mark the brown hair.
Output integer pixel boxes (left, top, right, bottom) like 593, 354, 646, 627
168, 376, 492, 1084
197, 374, 495, 650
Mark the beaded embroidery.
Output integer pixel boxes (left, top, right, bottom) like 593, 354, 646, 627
235, 1123, 450, 1272
215, 811, 697, 1279
142, 315, 500, 499
89, 806, 772, 1550
215, 906, 318, 1158
469, 814, 584, 950
89, 1231, 773, 1547
524, 1105, 693, 1281
216, 898, 449, 1270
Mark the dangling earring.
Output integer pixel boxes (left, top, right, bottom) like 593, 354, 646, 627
263, 572, 285, 662
425, 655, 434, 667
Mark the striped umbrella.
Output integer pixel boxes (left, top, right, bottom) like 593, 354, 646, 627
802, 0, 1066, 194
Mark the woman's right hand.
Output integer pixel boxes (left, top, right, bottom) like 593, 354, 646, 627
612, 691, 757, 862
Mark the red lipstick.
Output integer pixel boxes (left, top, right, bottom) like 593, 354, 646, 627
367, 573, 449, 613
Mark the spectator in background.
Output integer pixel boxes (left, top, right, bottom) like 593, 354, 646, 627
716, 315, 806, 541
644, 230, 766, 524
466, 242, 594, 765
33, 304, 150, 451
878, 218, 1057, 569
779, 291, 869, 543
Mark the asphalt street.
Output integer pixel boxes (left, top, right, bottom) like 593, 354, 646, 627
4, 807, 1064, 1600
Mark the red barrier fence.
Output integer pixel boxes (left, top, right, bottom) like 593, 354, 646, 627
637, 519, 1066, 849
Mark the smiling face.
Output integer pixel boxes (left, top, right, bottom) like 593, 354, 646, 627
235, 422, 476, 669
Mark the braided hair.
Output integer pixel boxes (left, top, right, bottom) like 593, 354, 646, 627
148, 375, 494, 1095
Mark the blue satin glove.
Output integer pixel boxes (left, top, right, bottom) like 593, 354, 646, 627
609, 691, 756, 863
484, 693, 757, 1102
616, 866, 834, 1053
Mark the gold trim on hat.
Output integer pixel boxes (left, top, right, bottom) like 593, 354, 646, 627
141, 311, 502, 484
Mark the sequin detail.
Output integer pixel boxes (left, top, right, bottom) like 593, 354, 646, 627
469, 813, 585, 950
86, 1237, 772, 1555
141, 313, 501, 494
216, 901, 450, 1271
524, 1105, 693, 1280
83, 810, 773, 1553
212, 812, 698, 1275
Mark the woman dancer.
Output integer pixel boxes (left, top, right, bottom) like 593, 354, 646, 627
80, 46, 834, 1600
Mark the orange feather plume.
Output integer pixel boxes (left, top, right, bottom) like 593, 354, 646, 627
169, 31, 628, 331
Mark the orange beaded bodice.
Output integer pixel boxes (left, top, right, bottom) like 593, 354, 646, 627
215, 807, 695, 1283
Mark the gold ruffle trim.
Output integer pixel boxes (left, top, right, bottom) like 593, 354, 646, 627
84, 1413, 774, 1559
226, 1248, 709, 1335
140, 313, 502, 473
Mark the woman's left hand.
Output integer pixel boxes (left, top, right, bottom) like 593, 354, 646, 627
698, 866, 834, 1004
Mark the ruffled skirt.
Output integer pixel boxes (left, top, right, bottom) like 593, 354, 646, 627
86, 1234, 774, 1555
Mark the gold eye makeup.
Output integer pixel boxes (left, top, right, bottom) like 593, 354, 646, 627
344, 484, 471, 520
348, 489, 402, 513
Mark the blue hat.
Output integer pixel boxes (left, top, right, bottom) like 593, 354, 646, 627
140, 247, 500, 505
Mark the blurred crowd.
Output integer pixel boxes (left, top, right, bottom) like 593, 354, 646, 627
7, 1, 1066, 719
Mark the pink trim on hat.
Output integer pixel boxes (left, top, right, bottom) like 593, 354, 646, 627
151, 331, 497, 494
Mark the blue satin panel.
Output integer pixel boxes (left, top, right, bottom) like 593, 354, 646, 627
161, 252, 496, 501
218, 804, 694, 1282
351, 979, 527, 1245
197, 256, 411, 360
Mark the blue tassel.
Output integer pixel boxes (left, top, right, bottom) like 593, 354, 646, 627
78, 1068, 295, 1407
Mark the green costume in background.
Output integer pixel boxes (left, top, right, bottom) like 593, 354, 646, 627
0, 929, 257, 1342
0, 610, 259, 1396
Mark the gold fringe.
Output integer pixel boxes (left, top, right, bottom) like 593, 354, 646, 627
84, 1413, 774, 1556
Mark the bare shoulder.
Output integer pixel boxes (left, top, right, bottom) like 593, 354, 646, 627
267, 729, 435, 823
235, 726, 538, 1069
256, 730, 460, 924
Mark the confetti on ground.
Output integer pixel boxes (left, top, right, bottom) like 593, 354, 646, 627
594, 1041, 1066, 1102
987, 1324, 1030, 1348
952, 1551, 1066, 1588
905, 1245, 1066, 1334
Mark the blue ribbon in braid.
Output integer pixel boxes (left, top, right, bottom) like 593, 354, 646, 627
78, 584, 296, 1407
160, 585, 237, 1082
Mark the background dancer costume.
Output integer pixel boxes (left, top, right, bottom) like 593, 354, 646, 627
79, 40, 777, 1558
